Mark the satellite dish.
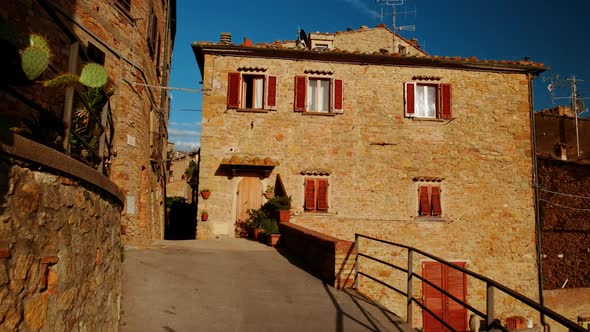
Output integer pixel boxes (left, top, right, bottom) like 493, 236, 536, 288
298, 28, 307, 48
575, 99, 585, 113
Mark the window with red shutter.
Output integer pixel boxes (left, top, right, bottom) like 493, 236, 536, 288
404, 82, 452, 120
295, 76, 344, 114
419, 186, 431, 216
418, 184, 443, 217
304, 179, 316, 211
227, 73, 278, 110
422, 262, 467, 332
317, 179, 328, 211
304, 178, 329, 212
227, 72, 241, 109
294, 76, 307, 112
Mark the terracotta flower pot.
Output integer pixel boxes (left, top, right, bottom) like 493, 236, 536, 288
253, 228, 263, 241
268, 234, 281, 247
201, 212, 208, 221
279, 210, 290, 223
200, 191, 211, 199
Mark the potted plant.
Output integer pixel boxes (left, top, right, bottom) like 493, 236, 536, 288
201, 210, 209, 221
264, 196, 291, 223
246, 209, 265, 241
263, 185, 275, 200
200, 189, 211, 199
261, 218, 281, 247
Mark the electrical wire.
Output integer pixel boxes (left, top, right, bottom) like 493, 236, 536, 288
538, 199, 590, 212
538, 188, 590, 199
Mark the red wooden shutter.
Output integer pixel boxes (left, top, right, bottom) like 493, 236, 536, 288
333, 79, 343, 113
423, 262, 445, 332
405, 82, 415, 117
304, 179, 315, 210
266, 75, 277, 110
446, 263, 467, 332
419, 186, 430, 216
317, 179, 328, 211
227, 72, 241, 108
294, 76, 307, 112
431, 186, 442, 216
441, 83, 452, 119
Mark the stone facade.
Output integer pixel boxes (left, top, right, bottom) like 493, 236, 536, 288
166, 148, 197, 201
0, 0, 176, 243
193, 27, 545, 328
0, 162, 122, 331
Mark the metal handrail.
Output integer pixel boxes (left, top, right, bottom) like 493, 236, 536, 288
354, 233, 586, 332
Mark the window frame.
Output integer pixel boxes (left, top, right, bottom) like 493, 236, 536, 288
303, 177, 329, 213
226, 72, 277, 111
294, 76, 343, 114
417, 184, 443, 217
405, 82, 452, 120
241, 74, 266, 110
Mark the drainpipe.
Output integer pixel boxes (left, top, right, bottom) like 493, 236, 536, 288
528, 73, 547, 330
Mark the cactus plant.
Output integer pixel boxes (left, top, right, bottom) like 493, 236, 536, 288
43, 73, 80, 87
29, 33, 50, 54
79, 63, 108, 88
21, 46, 50, 80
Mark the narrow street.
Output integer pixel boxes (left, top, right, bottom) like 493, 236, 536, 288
120, 239, 411, 332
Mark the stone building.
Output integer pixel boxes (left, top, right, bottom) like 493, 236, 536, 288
192, 24, 548, 330
0, 0, 176, 242
534, 110, 590, 329
166, 142, 198, 200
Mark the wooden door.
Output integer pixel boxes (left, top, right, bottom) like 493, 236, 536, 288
423, 262, 467, 332
236, 177, 263, 222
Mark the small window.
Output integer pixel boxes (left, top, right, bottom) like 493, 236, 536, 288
418, 185, 442, 217
147, 7, 157, 57
87, 42, 105, 65
115, 0, 131, 12
315, 43, 329, 51
304, 178, 329, 212
294, 76, 343, 114
398, 45, 407, 56
226, 73, 277, 110
405, 82, 452, 119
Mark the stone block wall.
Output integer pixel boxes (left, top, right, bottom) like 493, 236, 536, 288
0, 162, 122, 331
333, 25, 425, 56
279, 222, 354, 289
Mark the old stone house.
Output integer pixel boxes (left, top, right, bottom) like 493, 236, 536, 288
192, 25, 546, 330
1, 0, 176, 243
534, 110, 590, 329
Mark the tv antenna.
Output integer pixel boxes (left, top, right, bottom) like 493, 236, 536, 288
376, 0, 416, 33
544, 74, 589, 157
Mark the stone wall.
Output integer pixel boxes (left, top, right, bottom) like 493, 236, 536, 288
197, 51, 540, 327
333, 25, 426, 56
538, 157, 590, 289
0, 0, 175, 243
0, 161, 122, 331
279, 222, 354, 289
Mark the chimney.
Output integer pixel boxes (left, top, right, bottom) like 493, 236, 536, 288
220, 32, 232, 45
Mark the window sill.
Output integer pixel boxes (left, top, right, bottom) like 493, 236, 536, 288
409, 117, 446, 122
236, 108, 269, 113
302, 112, 336, 116
114, 3, 134, 22
303, 211, 333, 215
413, 216, 449, 223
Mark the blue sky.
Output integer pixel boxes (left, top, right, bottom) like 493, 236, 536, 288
167, 0, 590, 151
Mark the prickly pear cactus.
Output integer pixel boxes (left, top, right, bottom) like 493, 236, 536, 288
29, 34, 50, 53
79, 63, 108, 88
43, 73, 80, 87
21, 46, 50, 80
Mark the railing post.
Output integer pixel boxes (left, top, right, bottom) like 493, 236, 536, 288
486, 283, 495, 331
354, 234, 359, 289
407, 249, 413, 327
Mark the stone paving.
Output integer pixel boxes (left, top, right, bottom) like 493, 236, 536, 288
120, 239, 413, 332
